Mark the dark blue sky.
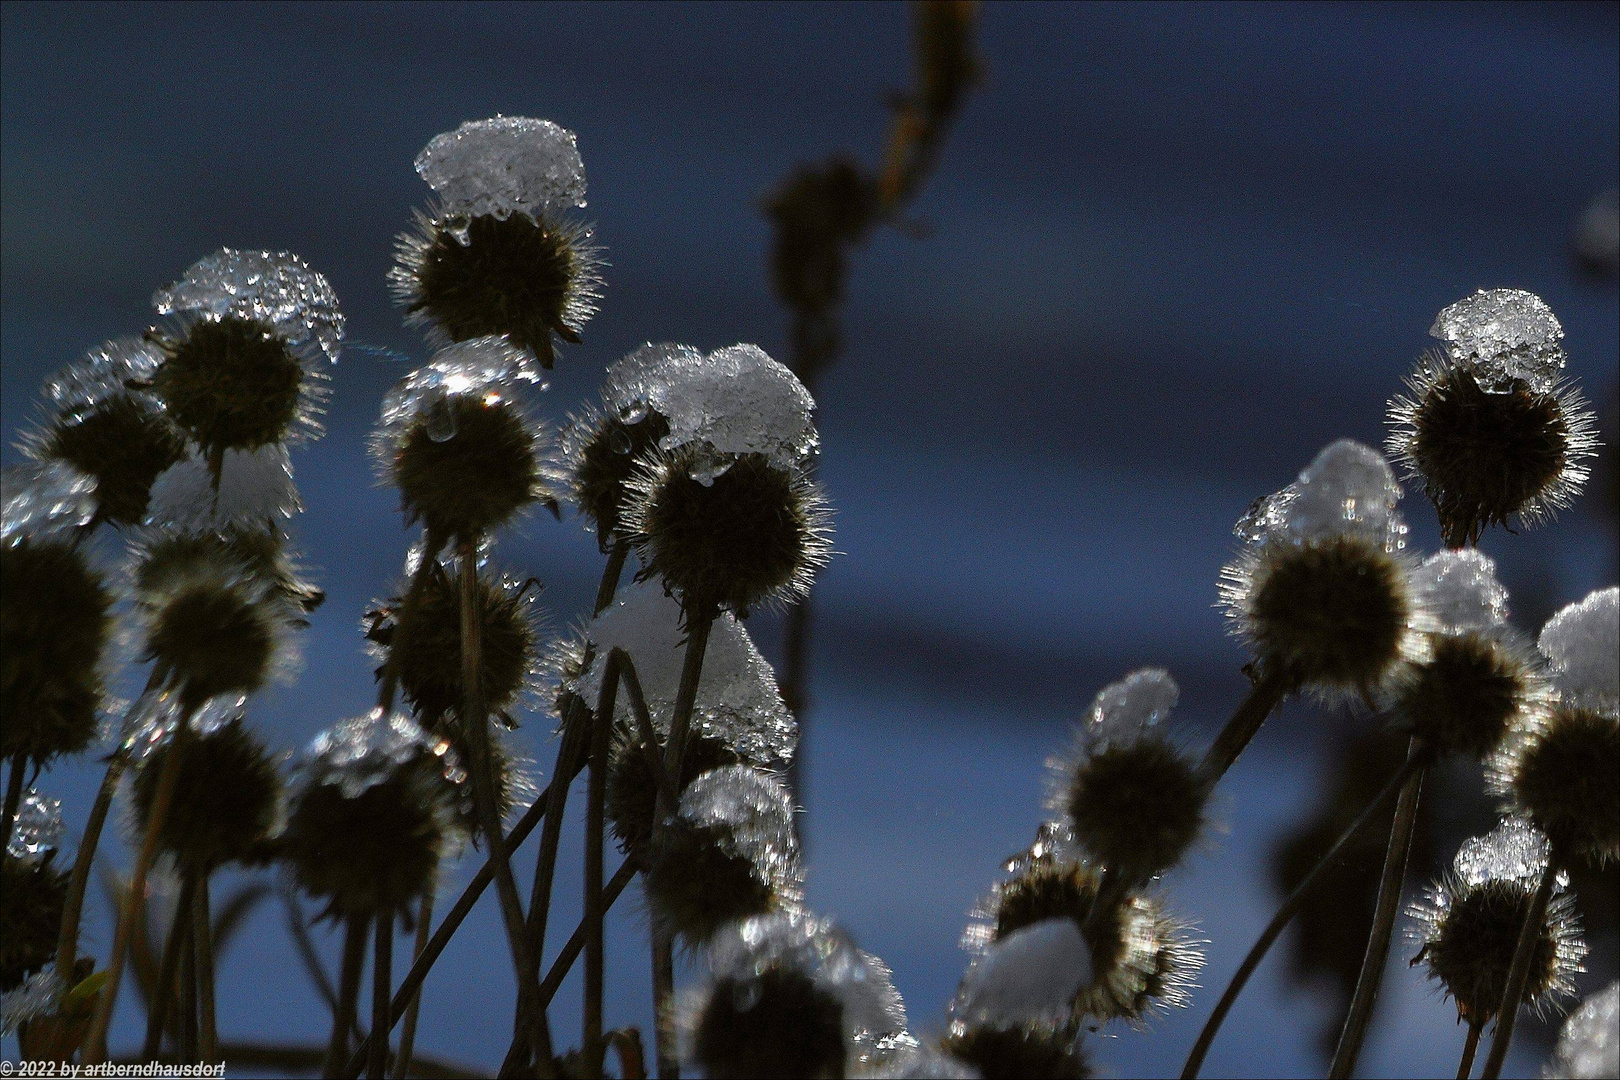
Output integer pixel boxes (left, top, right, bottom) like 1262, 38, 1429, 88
3, 3, 1616, 1076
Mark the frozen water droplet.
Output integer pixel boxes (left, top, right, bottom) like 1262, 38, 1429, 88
7, 790, 63, 864
302, 707, 464, 799
950, 917, 1092, 1030
1234, 485, 1297, 543
1410, 549, 1509, 634
426, 397, 459, 442
2, 460, 98, 544
1084, 668, 1178, 747
1453, 817, 1550, 889
1430, 289, 1565, 395
42, 336, 165, 417
688, 458, 733, 486
618, 402, 649, 425
1, 969, 65, 1037
606, 424, 632, 453
1538, 587, 1620, 711
415, 116, 587, 220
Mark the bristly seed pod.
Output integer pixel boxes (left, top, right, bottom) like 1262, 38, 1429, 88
390, 117, 601, 369
625, 448, 831, 616
0, 854, 68, 993
135, 525, 323, 619
1407, 819, 1585, 1023
606, 725, 739, 858
694, 967, 846, 1080
1388, 291, 1597, 547
130, 717, 283, 872
939, 1024, 1091, 1080
282, 709, 463, 919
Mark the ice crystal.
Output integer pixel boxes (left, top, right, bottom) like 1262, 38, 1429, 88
950, 917, 1093, 1029
6, 790, 63, 864
117, 689, 249, 761
1538, 587, 1620, 711
147, 445, 301, 530
301, 708, 465, 799
1233, 484, 1297, 543
416, 116, 587, 230
1453, 817, 1555, 889
1280, 439, 1406, 548
40, 335, 164, 416
1410, 549, 1509, 635
1080, 667, 1177, 748
0, 968, 63, 1036
153, 248, 344, 365
1431, 288, 1565, 394
860, 1041, 981, 1079
376, 336, 546, 449
1, 460, 97, 545
603, 342, 704, 423
1547, 981, 1620, 1079
678, 765, 803, 902
575, 578, 797, 764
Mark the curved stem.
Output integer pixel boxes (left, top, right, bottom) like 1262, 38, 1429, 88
1328, 737, 1428, 1079
57, 751, 130, 978
194, 874, 218, 1063
142, 872, 196, 1059
1198, 668, 1294, 784
81, 733, 186, 1065
1479, 861, 1557, 1080
391, 890, 433, 1080
1457, 1019, 1483, 1080
179, 896, 198, 1064
369, 910, 394, 1080
326, 915, 369, 1079
1180, 753, 1422, 1078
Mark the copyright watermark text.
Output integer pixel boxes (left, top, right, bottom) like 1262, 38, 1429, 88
0, 1065, 225, 1078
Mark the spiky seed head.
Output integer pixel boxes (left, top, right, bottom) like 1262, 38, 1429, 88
1230, 533, 1417, 699
36, 395, 187, 527
1063, 735, 1205, 881
693, 966, 847, 1080
428, 720, 530, 843
1398, 631, 1549, 761
1388, 352, 1597, 546
366, 561, 536, 723
626, 448, 832, 615
391, 210, 601, 370
391, 391, 544, 542
149, 316, 309, 459
135, 526, 323, 616
0, 538, 112, 767
606, 725, 738, 857
0, 854, 68, 992
1502, 705, 1620, 866
1409, 876, 1584, 1023
565, 404, 672, 547
130, 718, 283, 872
283, 711, 461, 918
939, 1025, 1091, 1080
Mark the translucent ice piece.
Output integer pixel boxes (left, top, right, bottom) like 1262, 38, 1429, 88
7, 790, 63, 864
1548, 981, 1620, 1080
1538, 587, 1620, 710
119, 689, 248, 761
147, 445, 301, 531
1453, 817, 1549, 889
1, 460, 97, 545
1410, 549, 1509, 634
302, 707, 465, 799
602, 342, 705, 420
1, 969, 63, 1036
154, 248, 344, 364
644, 344, 818, 470
950, 917, 1092, 1029
678, 765, 802, 902
416, 116, 587, 223
1234, 484, 1297, 544
42, 336, 165, 417
1084, 667, 1178, 747
1430, 289, 1565, 394
1282, 440, 1405, 548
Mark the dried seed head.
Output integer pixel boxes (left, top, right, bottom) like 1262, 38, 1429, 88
694, 966, 846, 1079
939, 1025, 1090, 1080
282, 709, 463, 918
0, 854, 67, 992
130, 717, 283, 872
1408, 819, 1585, 1022
1399, 631, 1548, 761
135, 525, 323, 618
1500, 705, 1620, 866
606, 726, 739, 857
150, 317, 307, 459
563, 402, 672, 547
626, 448, 832, 615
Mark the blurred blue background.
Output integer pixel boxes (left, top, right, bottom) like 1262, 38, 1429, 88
3, 2, 1616, 1076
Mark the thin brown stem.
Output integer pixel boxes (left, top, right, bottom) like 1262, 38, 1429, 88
1198, 668, 1294, 784
82, 733, 186, 1065
369, 910, 393, 1080
58, 749, 132, 977
326, 915, 370, 1079
391, 890, 433, 1080
1181, 753, 1423, 1078
1479, 861, 1557, 1080
595, 539, 630, 616
179, 898, 198, 1064
194, 874, 218, 1063
143, 872, 196, 1059
1457, 1019, 1483, 1080
1328, 737, 1428, 1079
612, 649, 676, 807
650, 929, 677, 1080
584, 651, 613, 1079
1, 752, 25, 856
539, 861, 637, 1007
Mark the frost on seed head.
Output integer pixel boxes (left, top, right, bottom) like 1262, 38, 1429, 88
301, 708, 465, 800
678, 765, 803, 896
1410, 550, 1509, 635
1431, 288, 1565, 395
147, 445, 302, 531
153, 248, 344, 365
2, 461, 97, 546
951, 917, 1093, 1030
6, 790, 63, 865
862, 1040, 981, 1079
416, 116, 587, 228
1538, 587, 1620, 711
603, 342, 705, 423
39, 336, 165, 415
1079, 667, 1177, 750
1547, 981, 1620, 1080
117, 688, 249, 762
1454, 817, 1556, 889
573, 579, 797, 764
1277, 440, 1406, 550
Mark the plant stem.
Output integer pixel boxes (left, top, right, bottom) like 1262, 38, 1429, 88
179, 899, 198, 1064
56, 752, 129, 983
1457, 1020, 1483, 1080
81, 732, 186, 1065
377, 530, 447, 714
1, 752, 25, 857
457, 539, 552, 1075
660, 610, 714, 793
1197, 668, 1294, 784
391, 890, 433, 1080
584, 649, 613, 1080
1181, 753, 1423, 1078
326, 914, 370, 1079
595, 539, 630, 616
370, 910, 394, 1080
520, 698, 589, 998
650, 929, 677, 1080
612, 650, 676, 806
143, 872, 196, 1059
1328, 737, 1428, 1079
1479, 861, 1557, 1080
195, 874, 218, 1063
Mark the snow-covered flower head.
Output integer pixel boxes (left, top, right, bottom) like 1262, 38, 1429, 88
962, 823, 1203, 1027
390, 116, 602, 369
1407, 818, 1585, 1023
1221, 440, 1431, 703
1388, 290, 1597, 547
2, 460, 98, 548
680, 909, 908, 1079
283, 709, 465, 918
1546, 981, 1620, 1080
1047, 669, 1206, 881
1492, 588, 1620, 865
646, 765, 805, 945
1396, 551, 1553, 761
147, 249, 344, 465
373, 337, 561, 542
20, 337, 187, 527
6, 790, 63, 866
